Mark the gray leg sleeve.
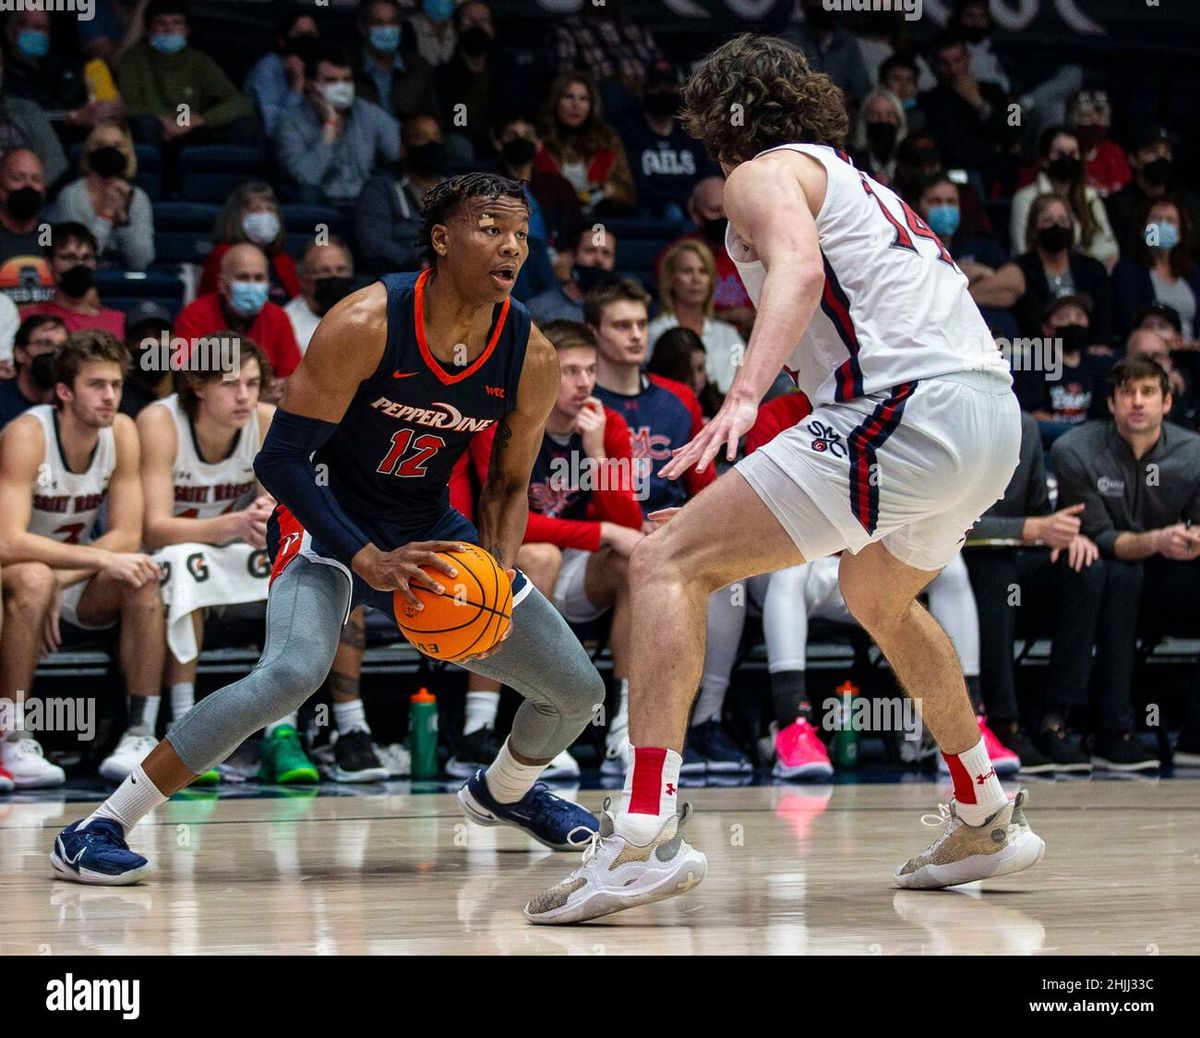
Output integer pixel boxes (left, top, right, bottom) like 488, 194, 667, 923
460, 584, 605, 761
167, 558, 350, 773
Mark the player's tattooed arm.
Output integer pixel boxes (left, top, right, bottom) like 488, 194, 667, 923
477, 325, 559, 572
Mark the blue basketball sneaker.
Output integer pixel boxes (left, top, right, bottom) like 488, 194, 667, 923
457, 769, 598, 851
51, 819, 152, 886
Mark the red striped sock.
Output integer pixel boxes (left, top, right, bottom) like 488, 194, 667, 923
944, 737, 1007, 824
615, 746, 681, 844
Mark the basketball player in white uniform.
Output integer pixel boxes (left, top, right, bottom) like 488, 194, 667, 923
0, 331, 162, 787
527, 35, 1045, 924
137, 338, 275, 783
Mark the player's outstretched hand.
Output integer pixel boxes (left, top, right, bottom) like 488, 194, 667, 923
352, 540, 468, 607
459, 569, 517, 662
659, 395, 759, 480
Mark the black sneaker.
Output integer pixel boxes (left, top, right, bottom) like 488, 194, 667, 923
687, 719, 753, 774
1002, 729, 1055, 775
1034, 725, 1092, 773
331, 729, 390, 783
1091, 730, 1159, 773
446, 726, 502, 779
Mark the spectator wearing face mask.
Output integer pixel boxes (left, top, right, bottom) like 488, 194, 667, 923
21, 223, 125, 338
116, 0, 255, 147
1010, 126, 1120, 269
198, 183, 298, 307
1024, 295, 1111, 432
355, 0, 438, 122
527, 221, 618, 326
286, 238, 354, 354
0, 48, 67, 189
850, 88, 906, 188
174, 243, 300, 382
353, 113, 445, 276
1113, 196, 1200, 344
491, 111, 580, 252
1106, 126, 1200, 261
49, 121, 155, 271
893, 132, 993, 239
615, 60, 715, 226
119, 300, 173, 417
1066, 89, 1129, 199
0, 149, 54, 308
877, 52, 930, 136
1012, 194, 1113, 345
408, 0, 458, 68
244, 10, 321, 138
0, 313, 66, 428
276, 46, 400, 208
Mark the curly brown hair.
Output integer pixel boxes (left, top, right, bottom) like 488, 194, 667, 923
681, 34, 849, 168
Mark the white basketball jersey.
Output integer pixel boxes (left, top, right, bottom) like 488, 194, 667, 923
153, 393, 259, 519
727, 144, 1009, 406
26, 404, 115, 545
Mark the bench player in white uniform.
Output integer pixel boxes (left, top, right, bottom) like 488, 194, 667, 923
137, 337, 276, 785
527, 35, 1045, 923
0, 331, 162, 787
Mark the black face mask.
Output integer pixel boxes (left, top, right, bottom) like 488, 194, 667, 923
1046, 156, 1083, 184
5, 185, 44, 221
458, 26, 491, 57
865, 121, 899, 158
313, 275, 353, 315
1056, 324, 1089, 355
1142, 157, 1172, 187
90, 146, 127, 178
58, 263, 94, 299
501, 136, 537, 168
30, 351, 58, 392
644, 90, 679, 120
700, 216, 726, 246
406, 141, 444, 177
572, 262, 610, 292
1036, 224, 1073, 253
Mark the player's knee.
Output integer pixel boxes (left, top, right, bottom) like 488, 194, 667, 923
630, 528, 721, 596
515, 543, 561, 593
842, 581, 908, 636
122, 577, 163, 610
4, 563, 56, 610
263, 653, 326, 711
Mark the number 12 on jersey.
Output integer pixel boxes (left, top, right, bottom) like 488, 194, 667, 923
376, 428, 445, 478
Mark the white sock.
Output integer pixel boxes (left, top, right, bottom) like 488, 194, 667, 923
691, 679, 726, 726
483, 737, 543, 804
333, 698, 370, 735
82, 764, 168, 833
265, 714, 297, 736
127, 694, 160, 735
945, 737, 1009, 825
615, 747, 682, 845
463, 690, 499, 735
170, 682, 195, 721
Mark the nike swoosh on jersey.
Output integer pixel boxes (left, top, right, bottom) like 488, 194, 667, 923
393, 371, 419, 379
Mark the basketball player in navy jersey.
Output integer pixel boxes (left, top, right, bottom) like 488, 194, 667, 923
52, 174, 606, 884
528, 36, 1044, 923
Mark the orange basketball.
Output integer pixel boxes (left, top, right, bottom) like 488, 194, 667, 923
393, 544, 512, 662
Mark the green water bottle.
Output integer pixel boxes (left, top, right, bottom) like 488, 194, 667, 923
409, 687, 438, 779
832, 679, 860, 769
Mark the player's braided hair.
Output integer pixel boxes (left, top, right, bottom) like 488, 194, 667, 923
681, 34, 849, 168
417, 172, 530, 263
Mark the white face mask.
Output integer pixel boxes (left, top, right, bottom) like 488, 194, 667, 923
320, 81, 356, 111
241, 211, 280, 246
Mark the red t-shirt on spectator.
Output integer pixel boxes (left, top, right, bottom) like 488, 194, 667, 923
173, 292, 302, 378
20, 300, 125, 339
744, 391, 813, 455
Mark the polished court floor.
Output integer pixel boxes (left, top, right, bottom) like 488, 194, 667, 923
3, 776, 1198, 955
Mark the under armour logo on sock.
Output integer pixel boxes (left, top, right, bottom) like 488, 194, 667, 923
975, 769, 996, 784
665, 783, 676, 796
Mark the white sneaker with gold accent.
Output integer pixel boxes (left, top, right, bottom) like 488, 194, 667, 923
524, 800, 707, 924
894, 789, 1045, 890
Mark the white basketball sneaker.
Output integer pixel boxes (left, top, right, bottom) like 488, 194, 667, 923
524, 800, 707, 924
894, 788, 1045, 890
98, 729, 158, 783
1, 733, 65, 788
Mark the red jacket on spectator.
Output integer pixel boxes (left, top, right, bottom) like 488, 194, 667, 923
20, 300, 125, 339
198, 245, 301, 304
173, 292, 302, 378
744, 391, 814, 455
468, 406, 643, 551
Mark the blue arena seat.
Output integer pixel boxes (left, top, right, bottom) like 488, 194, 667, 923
95, 269, 185, 319
178, 145, 272, 203
152, 201, 221, 265
279, 204, 347, 238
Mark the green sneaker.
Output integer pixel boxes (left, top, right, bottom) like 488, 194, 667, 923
258, 726, 319, 784
191, 768, 220, 786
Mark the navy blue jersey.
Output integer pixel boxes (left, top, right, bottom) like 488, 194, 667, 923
527, 431, 591, 520
315, 269, 531, 539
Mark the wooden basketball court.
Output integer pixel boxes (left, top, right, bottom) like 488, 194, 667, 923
3, 777, 1197, 955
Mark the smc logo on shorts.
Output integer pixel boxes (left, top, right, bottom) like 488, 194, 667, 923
807, 420, 846, 459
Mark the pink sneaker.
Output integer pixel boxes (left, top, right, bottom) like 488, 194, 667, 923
0, 765, 14, 794
941, 716, 1020, 777
773, 719, 834, 780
